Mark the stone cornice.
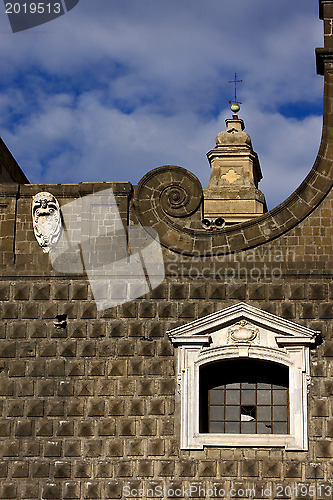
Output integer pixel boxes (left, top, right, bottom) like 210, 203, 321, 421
316, 47, 333, 75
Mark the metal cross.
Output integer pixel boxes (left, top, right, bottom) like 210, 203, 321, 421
229, 73, 242, 104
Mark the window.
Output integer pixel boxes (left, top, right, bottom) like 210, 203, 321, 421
168, 302, 319, 451
200, 359, 289, 435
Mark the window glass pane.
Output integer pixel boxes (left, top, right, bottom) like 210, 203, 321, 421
209, 422, 224, 433
272, 422, 288, 434
273, 406, 288, 421
241, 383, 256, 390
241, 390, 256, 404
273, 389, 287, 405
257, 406, 271, 421
272, 383, 287, 390
257, 383, 271, 390
226, 383, 240, 389
226, 390, 240, 404
225, 406, 239, 420
241, 421, 256, 433
210, 406, 224, 421
257, 390, 271, 405
257, 422, 272, 434
210, 389, 225, 405
225, 422, 240, 433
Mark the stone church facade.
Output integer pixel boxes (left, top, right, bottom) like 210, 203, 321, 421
0, 2, 332, 499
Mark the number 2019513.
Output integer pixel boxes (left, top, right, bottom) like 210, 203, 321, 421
276, 484, 332, 498
5, 3, 62, 14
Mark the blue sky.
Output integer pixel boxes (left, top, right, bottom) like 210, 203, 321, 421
0, 0, 324, 209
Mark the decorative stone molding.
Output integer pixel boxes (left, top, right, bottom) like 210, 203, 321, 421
168, 302, 320, 451
32, 191, 62, 253
227, 320, 259, 344
221, 168, 241, 184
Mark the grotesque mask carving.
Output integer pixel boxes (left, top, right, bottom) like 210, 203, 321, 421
32, 192, 61, 253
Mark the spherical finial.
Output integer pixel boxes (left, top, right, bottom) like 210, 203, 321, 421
230, 102, 240, 113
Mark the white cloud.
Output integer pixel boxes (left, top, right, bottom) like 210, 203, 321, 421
2, 89, 322, 210
0, 0, 325, 209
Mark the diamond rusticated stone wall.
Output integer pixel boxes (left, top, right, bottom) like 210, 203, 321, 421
0, 178, 333, 499
0, 2, 332, 499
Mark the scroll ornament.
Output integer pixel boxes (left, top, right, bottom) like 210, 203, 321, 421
135, 165, 203, 220
32, 192, 62, 253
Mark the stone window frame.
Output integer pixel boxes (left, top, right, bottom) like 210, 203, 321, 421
168, 303, 319, 451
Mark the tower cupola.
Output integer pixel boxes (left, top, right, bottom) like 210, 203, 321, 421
203, 104, 267, 224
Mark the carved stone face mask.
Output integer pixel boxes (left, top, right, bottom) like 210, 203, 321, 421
32, 192, 62, 253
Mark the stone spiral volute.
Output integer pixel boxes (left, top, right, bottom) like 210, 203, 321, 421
133, 166, 204, 252
135, 165, 202, 219
135, 165, 202, 220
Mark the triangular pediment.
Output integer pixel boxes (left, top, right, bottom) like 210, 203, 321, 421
167, 302, 319, 347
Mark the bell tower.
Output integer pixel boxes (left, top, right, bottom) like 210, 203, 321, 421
203, 77, 267, 225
